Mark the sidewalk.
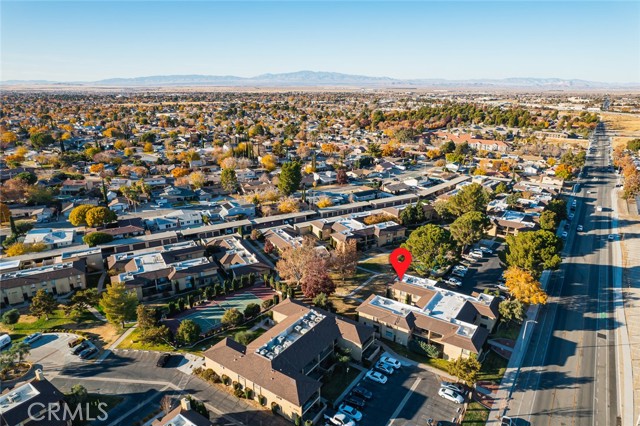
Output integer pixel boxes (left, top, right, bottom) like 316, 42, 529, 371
615, 192, 640, 426
95, 326, 137, 363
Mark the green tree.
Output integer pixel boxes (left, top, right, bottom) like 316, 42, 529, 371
449, 211, 491, 252
538, 210, 558, 231
501, 230, 562, 278
11, 341, 31, 363
418, 341, 440, 358
494, 182, 509, 194
30, 132, 55, 149
545, 199, 568, 221
447, 355, 481, 386
85, 207, 117, 227
312, 292, 333, 311
243, 303, 260, 319
366, 142, 382, 158
99, 282, 138, 329
441, 140, 456, 154
30, 289, 57, 320
498, 299, 525, 325
69, 384, 89, 405
402, 224, 457, 274
221, 308, 243, 327
447, 183, 490, 217
176, 319, 201, 345
83, 232, 114, 247
136, 304, 158, 331
68, 205, 94, 227
15, 172, 37, 185
233, 330, 257, 345
278, 161, 302, 196
64, 288, 99, 319
2, 309, 20, 325
220, 168, 238, 192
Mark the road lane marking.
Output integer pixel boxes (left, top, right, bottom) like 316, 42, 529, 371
386, 377, 422, 426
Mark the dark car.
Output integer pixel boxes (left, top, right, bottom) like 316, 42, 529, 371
351, 386, 373, 400
156, 353, 171, 367
79, 347, 97, 359
344, 395, 366, 409
68, 337, 85, 348
72, 341, 89, 355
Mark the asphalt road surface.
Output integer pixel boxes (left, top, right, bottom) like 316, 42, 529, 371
505, 122, 620, 426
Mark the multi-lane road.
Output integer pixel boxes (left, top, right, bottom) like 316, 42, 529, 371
505, 123, 622, 426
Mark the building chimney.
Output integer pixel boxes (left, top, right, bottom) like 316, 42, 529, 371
35, 369, 45, 381
180, 398, 191, 411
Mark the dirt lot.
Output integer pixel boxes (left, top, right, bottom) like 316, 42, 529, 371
602, 112, 640, 137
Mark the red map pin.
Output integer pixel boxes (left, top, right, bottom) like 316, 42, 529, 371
390, 247, 412, 280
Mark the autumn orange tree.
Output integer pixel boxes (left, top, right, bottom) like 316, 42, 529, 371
276, 237, 336, 298
503, 266, 548, 305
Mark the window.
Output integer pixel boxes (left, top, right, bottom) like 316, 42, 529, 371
385, 330, 394, 338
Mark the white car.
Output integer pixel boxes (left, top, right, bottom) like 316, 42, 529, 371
374, 361, 394, 375
608, 234, 616, 241
338, 404, 363, 422
561, 231, 568, 239
440, 381, 465, 393
479, 246, 493, 254
470, 250, 483, 259
452, 268, 467, 278
577, 225, 584, 232
569, 213, 575, 220
23, 332, 43, 345
596, 206, 603, 212
446, 277, 463, 287
438, 387, 465, 404
379, 356, 401, 369
365, 370, 387, 384
327, 413, 355, 426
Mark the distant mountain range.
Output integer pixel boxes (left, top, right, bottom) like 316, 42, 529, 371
2, 71, 638, 89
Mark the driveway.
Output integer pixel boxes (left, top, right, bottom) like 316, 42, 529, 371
353, 365, 461, 426
26, 333, 96, 373
455, 241, 504, 296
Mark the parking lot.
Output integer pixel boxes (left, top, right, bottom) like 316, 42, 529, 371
437, 240, 504, 296
26, 332, 96, 372
336, 364, 461, 426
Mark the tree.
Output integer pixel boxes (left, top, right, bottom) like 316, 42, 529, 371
260, 154, 277, 172
137, 304, 158, 331
5, 242, 47, 257
68, 384, 88, 405
30, 132, 55, 149
140, 132, 156, 143
85, 207, 117, 227
83, 232, 114, 247
221, 308, 243, 327
11, 341, 31, 363
189, 171, 206, 189
336, 169, 348, 185
69, 205, 94, 226
99, 281, 138, 328
539, 210, 558, 231
278, 161, 302, 196
366, 142, 382, 158
30, 289, 57, 320
15, 171, 37, 185
447, 183, 490, 217
402, 224, 457, 274
441, 140, 456, 154
312, 292, 333, 310
502, 230, 562, 278
278, 197, 300, 213
0, 203, 10, 223
172, 167, 190, 178
330, 240, 358, 283
449, 211, 491, 252
64, 288, 99, 319
498, 298, 525, 324
494, 182, 509, 194
276, 237, 323, 288
447, 355, 481, 386
243, 303, 261, 319
234, 330, 257, 345
418, 341, 440, 358
143, 142, 154, 153
221, 168, 238, 192
176, 319, 201, 345
316, 196, 334, 208
2, 309, 20, 325
503, 266, 548, 305
546, 199, 568, 221
555, 164, 573, 180
301, 265, 336, 299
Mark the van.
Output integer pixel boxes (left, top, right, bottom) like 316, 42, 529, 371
0, 334, 11, 350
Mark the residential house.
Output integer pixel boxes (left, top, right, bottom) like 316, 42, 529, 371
329, 216, 405, 249
152, 398, 213, 426
219, 201, 256, 221
23, 228, 76, 250
205, 235, 271, 278
60, 179, 88, 196
488, 210, 537, 237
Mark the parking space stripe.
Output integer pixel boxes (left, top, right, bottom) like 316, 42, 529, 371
386, 377, 422, 426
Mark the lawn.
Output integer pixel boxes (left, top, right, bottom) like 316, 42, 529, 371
0, 309, 104, 341
321, 367, 361, 404
116, 328, 176, 352
491, 322, 522, 341
66, 393, 123, 426
381, 339, 451, 372
359, 254, 393, 274
461, 402, 490, 425
478, 351, 508, 384
332, 271, 375, 296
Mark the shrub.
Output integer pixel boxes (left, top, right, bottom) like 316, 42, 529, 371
234, 388, 245, 398
221, 374, 230, 385
262, 299, 274, 310
243, 388, 253, 399
271, 402, 279, 413
258, 395, 266, 406
2, 309, 20, 325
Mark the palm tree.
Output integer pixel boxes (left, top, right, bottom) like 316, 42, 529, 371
12, 342, 30, 363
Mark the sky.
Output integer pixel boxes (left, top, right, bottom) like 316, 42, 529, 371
1, 1, 639, 83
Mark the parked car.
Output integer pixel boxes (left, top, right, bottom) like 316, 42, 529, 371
325, 413, 355, 426
338, 404, 363, 422
343, 395, 366, 409
492, 283, 509, 292
351, 386, 373, 400
79, 347, 97, 359
440, 381, 465, 394
561, 231, 568, 239
596, 206, 603, 212
374, 361, 394, 375
479, 246, 493, 254
577, 225, 584, 232
72, 341, 89, 355
379, 355, 401, 369
438, 387, 465, 404
23, 333, 42, 345
470, 250, 483, 259
156, 353, 171, 367
569, 213, 575, 220
68, 337, 85, 348
365, 370, 387, 384
608, 234, 616, 241
445, 277, 463, 287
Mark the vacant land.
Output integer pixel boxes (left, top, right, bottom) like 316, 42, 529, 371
602, 112, 640, 136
